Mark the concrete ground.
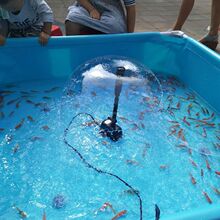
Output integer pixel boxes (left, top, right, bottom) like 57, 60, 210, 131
47, 0, 219, 52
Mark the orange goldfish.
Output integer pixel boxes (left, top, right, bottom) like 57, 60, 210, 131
206, 160, 211, 170
190, 173, 196, 185
201, 169, 204, 177
14, 205, 27, 219
99, 202, 116, 214
13, 144, 20, 153
15, 118, 25, 130
189, 159, 197, 168
27, 115, 34, 122
211, 186, 220, 195
203, 191, 212, 204
215, 171, 220, 176
42, 210, 46, 220
42, 125, 50, 131
112, 210, 127, 220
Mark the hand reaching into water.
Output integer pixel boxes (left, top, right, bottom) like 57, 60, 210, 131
39, 31, 50, 46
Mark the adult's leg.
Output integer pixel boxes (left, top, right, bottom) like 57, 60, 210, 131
172, 0, 195, 30
199, 0, 220, 50
65, 20, 84, 35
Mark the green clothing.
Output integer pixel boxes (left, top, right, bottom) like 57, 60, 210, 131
0, 8, 9, 19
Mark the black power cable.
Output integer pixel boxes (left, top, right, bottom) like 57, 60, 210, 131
63, 112, 143, 220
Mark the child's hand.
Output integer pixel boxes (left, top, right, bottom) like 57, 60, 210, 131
89, 9, 100, 20
0, 35, 6, 46
39, 31, 50, 46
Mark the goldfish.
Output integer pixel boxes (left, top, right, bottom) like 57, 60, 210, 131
30, 136, 42, 142
215, 171, 220, 176
188, 148, 192, 155
14, 205, 27, 219
131, 123, 139, 130
99, 202, 116, 214
203, 191, 212, 204
16, 101, 21, 108
202, 112, 215, 121
91, 91, 97, 97
168, 120, 179, 124
189, 159, 197, 168
206, 160, 211, 170
0, 90, 15, 95
160, 164, 168, 170
7, 98, 20, 105
195, 112, 200, 117
27, 115, 34, 122
42, 125, 50, 131
101, 141, 109, 145
190, 173, 196, 185
168, 129, 176, 136
82, 121, 98, 127
42, 210, 46, 220
42, 96, 51, 100
20, 91, 30, 95
142, 143, 150, 157
26, 100, 35, 104
13, 144, 20, 153
112, 210, 127, 220
202, 128, 207, 138
176, 101, 180, 109
8, 111, 15, 117
126, 160, 140, 166
211, 186, 220, 195
15, 118, 25, 130
0, 111, 5, 119
138, 111, 145, 120
183, 117, 190, 126
140, 123, 145, 129
201, 169, 204, 177
44, 87, 60, 93
123, 189, 139, 195
30, 90, 39, 93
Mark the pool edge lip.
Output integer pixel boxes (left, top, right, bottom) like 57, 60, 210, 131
161, 203, 220, 220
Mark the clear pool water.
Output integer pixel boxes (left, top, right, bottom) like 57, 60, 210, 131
0, 69, 220, 220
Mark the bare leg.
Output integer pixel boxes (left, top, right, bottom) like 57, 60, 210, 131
172, 0, 195, 30
209, 0, 220, 36
65, 20, 84, 35
199, 0, 220, 50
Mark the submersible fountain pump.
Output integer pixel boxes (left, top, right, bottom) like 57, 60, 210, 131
99, 67, 125, 141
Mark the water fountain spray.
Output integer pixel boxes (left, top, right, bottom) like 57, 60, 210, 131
99, 66, 125, 141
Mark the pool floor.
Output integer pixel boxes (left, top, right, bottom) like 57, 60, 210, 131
0, 74, 220, 220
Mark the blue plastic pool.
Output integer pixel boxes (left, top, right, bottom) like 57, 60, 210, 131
0, 32, 220, 220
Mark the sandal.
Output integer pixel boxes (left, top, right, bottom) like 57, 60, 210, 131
199, 34, 218, 51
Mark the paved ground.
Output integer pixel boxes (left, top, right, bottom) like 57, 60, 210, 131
47, 0, 219, 52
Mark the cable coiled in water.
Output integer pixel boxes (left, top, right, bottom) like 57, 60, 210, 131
63, 112, 143, 220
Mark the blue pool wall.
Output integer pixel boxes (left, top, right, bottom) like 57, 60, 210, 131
0, 32, 220, 220
0, 32, 220, 113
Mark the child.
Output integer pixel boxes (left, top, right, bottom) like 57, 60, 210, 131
65, 0, 136, 35
0, 0, 53, 45
172, 0, 219, 51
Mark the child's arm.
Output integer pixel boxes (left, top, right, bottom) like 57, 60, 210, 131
78, 0, 100, 20
39, 21, 52, 45
30, 0, 53, 45
125, 4, 136, 33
